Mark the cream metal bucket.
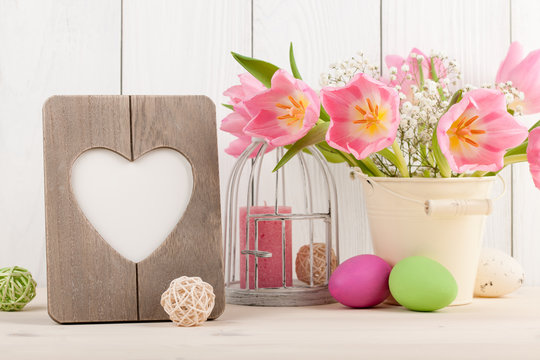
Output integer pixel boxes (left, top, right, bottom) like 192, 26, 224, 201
358, 174, 498, 305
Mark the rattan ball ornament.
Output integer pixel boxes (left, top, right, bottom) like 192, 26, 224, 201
0, 266, 37, 311
295, 243, 338, 285
161, 276, 215, 327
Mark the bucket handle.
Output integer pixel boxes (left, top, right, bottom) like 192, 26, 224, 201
351, 168, 506, 217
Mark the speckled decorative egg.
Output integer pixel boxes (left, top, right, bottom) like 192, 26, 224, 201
389, 256, 457, 312
474, 248, 524, 298
328, 254, 392, 308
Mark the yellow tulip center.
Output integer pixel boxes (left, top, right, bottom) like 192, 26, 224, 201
447, 114, 486, 148
353, 98, 387, 135
276, 95, 307, 128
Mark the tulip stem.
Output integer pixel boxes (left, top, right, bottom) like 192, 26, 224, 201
504, 154, 528, 166
359, 157, 385, 177
392, 140, 410, 177
417, 58, 425, 88
430, 57, 447, 101
470, 154, 528, 177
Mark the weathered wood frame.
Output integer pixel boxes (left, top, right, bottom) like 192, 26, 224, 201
43, 95, 225, 323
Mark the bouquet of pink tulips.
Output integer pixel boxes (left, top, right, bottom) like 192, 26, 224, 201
221, 43, 540, 188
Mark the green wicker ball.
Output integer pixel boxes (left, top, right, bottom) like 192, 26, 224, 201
0, 266, 37, 311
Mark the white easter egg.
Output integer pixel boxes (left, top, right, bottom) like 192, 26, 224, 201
474, 248, 524, 298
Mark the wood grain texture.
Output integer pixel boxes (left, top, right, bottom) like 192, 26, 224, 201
3, 287, 540, 359
0, 0, 120, 286
382, 0, 513, 253
132, 96, 225, 321
253, 0, 381, 260
43, 95, 137, 323
510, 0, 540, 285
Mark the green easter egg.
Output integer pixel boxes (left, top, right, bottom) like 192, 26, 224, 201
389, 256, 458, 312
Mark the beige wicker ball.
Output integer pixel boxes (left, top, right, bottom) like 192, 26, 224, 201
160, 276, 215, 327
295, 243, 338, 285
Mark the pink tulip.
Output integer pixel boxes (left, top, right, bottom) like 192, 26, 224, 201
437, 89, 528, 173
243, 69, 320, 146
527, 128, 540, 189
385, 48, 446, 100
224, 136, 252, 157
321, 73, 401, 160
223, 73, 267, 105
496, 42, 540, 114
221, 73, 274, 157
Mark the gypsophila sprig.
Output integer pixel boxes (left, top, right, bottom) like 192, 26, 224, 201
494, 81, 525, 116
320, 52, 380, 88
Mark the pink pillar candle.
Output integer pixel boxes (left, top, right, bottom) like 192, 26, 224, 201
239, 206, 293, 289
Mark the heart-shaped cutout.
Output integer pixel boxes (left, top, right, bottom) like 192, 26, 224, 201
71, 148, 193, 263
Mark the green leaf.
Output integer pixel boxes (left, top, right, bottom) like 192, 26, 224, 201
430, 57, 446, 101
273, 122, 329, 172
377, 148, 400, 169
222, 103, 234, 110
231, 52, 280, 88
501, 120, 539, 157
505, 141, 528, 157
315, 142, 346, 163
445, 90, 462, 113
432, 131, 452, 177
289, 43, 302, 80
319, 106, 331, 122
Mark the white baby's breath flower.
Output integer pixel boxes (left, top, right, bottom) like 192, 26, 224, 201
401, 64, 410, 72
402, 101, 413, 111
404, 129, 415, 139
320, 52, 380, 87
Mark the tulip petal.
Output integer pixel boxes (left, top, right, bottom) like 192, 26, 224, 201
221, 73, 272, 156
322, 73, 400, 160
224, 136, 274, 158
527, 128, 540, 189
221, 112, 248, 137
242, 69, 320, 146
496, 42, 525, 84
437, 89, 528, 173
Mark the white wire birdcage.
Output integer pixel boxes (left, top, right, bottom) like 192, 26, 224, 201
223, 138, 339, 306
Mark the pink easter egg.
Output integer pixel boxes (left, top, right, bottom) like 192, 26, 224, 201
329, 254, 392, 308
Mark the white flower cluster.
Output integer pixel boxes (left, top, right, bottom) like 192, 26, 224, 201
391, 79, 450, 176
386, 52, 461, 176
495, 81, 525, 115
320, 52, 380, 88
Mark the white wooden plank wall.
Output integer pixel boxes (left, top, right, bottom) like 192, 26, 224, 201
0, 0, 538, 285
511, 0, 540, 285
0, 0, 121, 284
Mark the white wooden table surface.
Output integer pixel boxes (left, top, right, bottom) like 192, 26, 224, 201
1, 288, 539, 360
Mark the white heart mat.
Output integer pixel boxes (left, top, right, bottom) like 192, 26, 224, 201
71, 148, 193, 263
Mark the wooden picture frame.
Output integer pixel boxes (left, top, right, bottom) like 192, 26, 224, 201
43, 95, 225, 323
